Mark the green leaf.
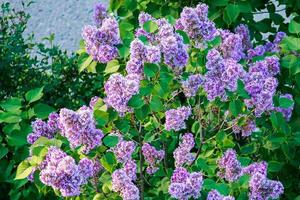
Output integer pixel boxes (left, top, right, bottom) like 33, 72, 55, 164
143, 20, 158, 33
0, 97, 22, 112
104, 60, 120, 75
229, 99, 243, 117
34, 103, 56, 119
237, 80, 250, 99
31, 137, 62, 148
240, 143, 256, 155
79, 55, 93, 73
25, 87, 44, 104
103, 135, 119, 147
144, 63, 159, 78
279, 97, 294, 108
176, 30, 190, 44
0, 112, 21, 123
135, 105, 150, 121
280, 36, 300, 51
15, 160, 33, 180
289, 19, 300, 34
115, 119, 130, 133
100, 152, 117, 173
94, 110, 109, 127
128, 94, 144, 109
224, 4, 240, 24
150, 96, 163, 112
268, 161, 283, 172
0, 146, 8, 159
207, 36, 222, 47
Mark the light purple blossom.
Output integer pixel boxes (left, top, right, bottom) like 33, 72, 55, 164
169, 167, 203, 200
275, 93, 294, 121
142, 143, 165, 174
165, 106, 192, 131
235, 24, 252, 51
207, 189, 235, 200
93, 3, 107, 26
217, 149, 243, 182
104, 73, 140, 115
232, 116, 256, 137
181, 74, 204, 97
173, 133, 195, 167
58, 106, 104, 153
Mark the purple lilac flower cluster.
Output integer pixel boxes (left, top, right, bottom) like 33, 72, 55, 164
168, 167, 203, 200
247, 32, 286, 59
234, 24, 252, 51
232, 115, 257, 137
217, 149, 243, 182
218, 150, 284, 199
175, 3, 217, 47
82, 3, 120, 63
204, 48, 246, 101
181, 74, 204, 97
39, 147, 100, 197
275, 93, 294, 121
243, 56, 280, 117
249, 172, 284, 200
133, 13, 188, 72
58, 106, 104, 153
173, 133, 195, 167
207, 189, 235, 200
104, 73, 140, 116
165, 106, 192, 131
111, 133, 139, 200
142, 143, 165, 174
126, 38, 161, 77
27, 112, 59, 144
111, 169, 139, 200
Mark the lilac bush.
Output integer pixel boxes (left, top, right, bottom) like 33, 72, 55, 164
16, 2, 297, 200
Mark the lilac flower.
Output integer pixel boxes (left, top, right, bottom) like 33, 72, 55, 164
204, 49, 245, 101
265, 32, 286, 53
58, 106, 104, 153
126, 39, 146, 76
242, 161, 267, 176
104, 73, 140, 115
249, 172, 284, 200
165, 106, 192, 131
93, 3, 107, 26
27, 112, 59, 144
142, 143, 165, 174
207, 189, 235, 200
82, 16, 120, 63
173, 133, 195, 167
123, 159, 137, 181
145, 45, 161, 63
176, 3, 217, 45
39, 147, 99, 197
181, 74, 204, 97
275, 93, 294, 121
111, 169, 139, 200
243, 57, 280, 117
235, 24, 252, 51
89, 96, 100, 109
111, 139, 136, 163
232, 116, 256, 137
217, 149, 243, 182
247, 45, 265, 59
219, 30, 245, 61
169, 167, 203, 200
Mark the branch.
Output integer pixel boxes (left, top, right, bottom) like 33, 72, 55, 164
138, 123, 144, 200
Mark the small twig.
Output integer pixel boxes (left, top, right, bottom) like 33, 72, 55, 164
190, 129, 205, 166
162, 143, 168, 176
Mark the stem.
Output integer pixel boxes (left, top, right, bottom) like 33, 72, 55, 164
190, 129, 205, 166
138, 123, 144, 200
163, 143, 168, 176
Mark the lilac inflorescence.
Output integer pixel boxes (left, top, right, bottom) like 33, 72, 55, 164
249, 172, 284, 200
204, 48, 245, 101
235, 24, 252, 51
27, 112, 59, 144
243, 56, 280, 117
142, 143, 165, 174
58, 106, 104, 153
181, 74, 204, 97
39, 147, 100, 197
173, 133, 195, 167
111, 136, 136, 164
217, 149, 243, 182
242, 161, 268, 176
104, 73, 140, 116
93, 3, 107, 26
111, 169, 139, 200
275, 93, 294, 121
82, 5, 120, 63
175, 3, 217, 46
165, 106, 192, 131
232, 116, 257, 137
207, 189, 235, 200
168, 167, 203, 200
